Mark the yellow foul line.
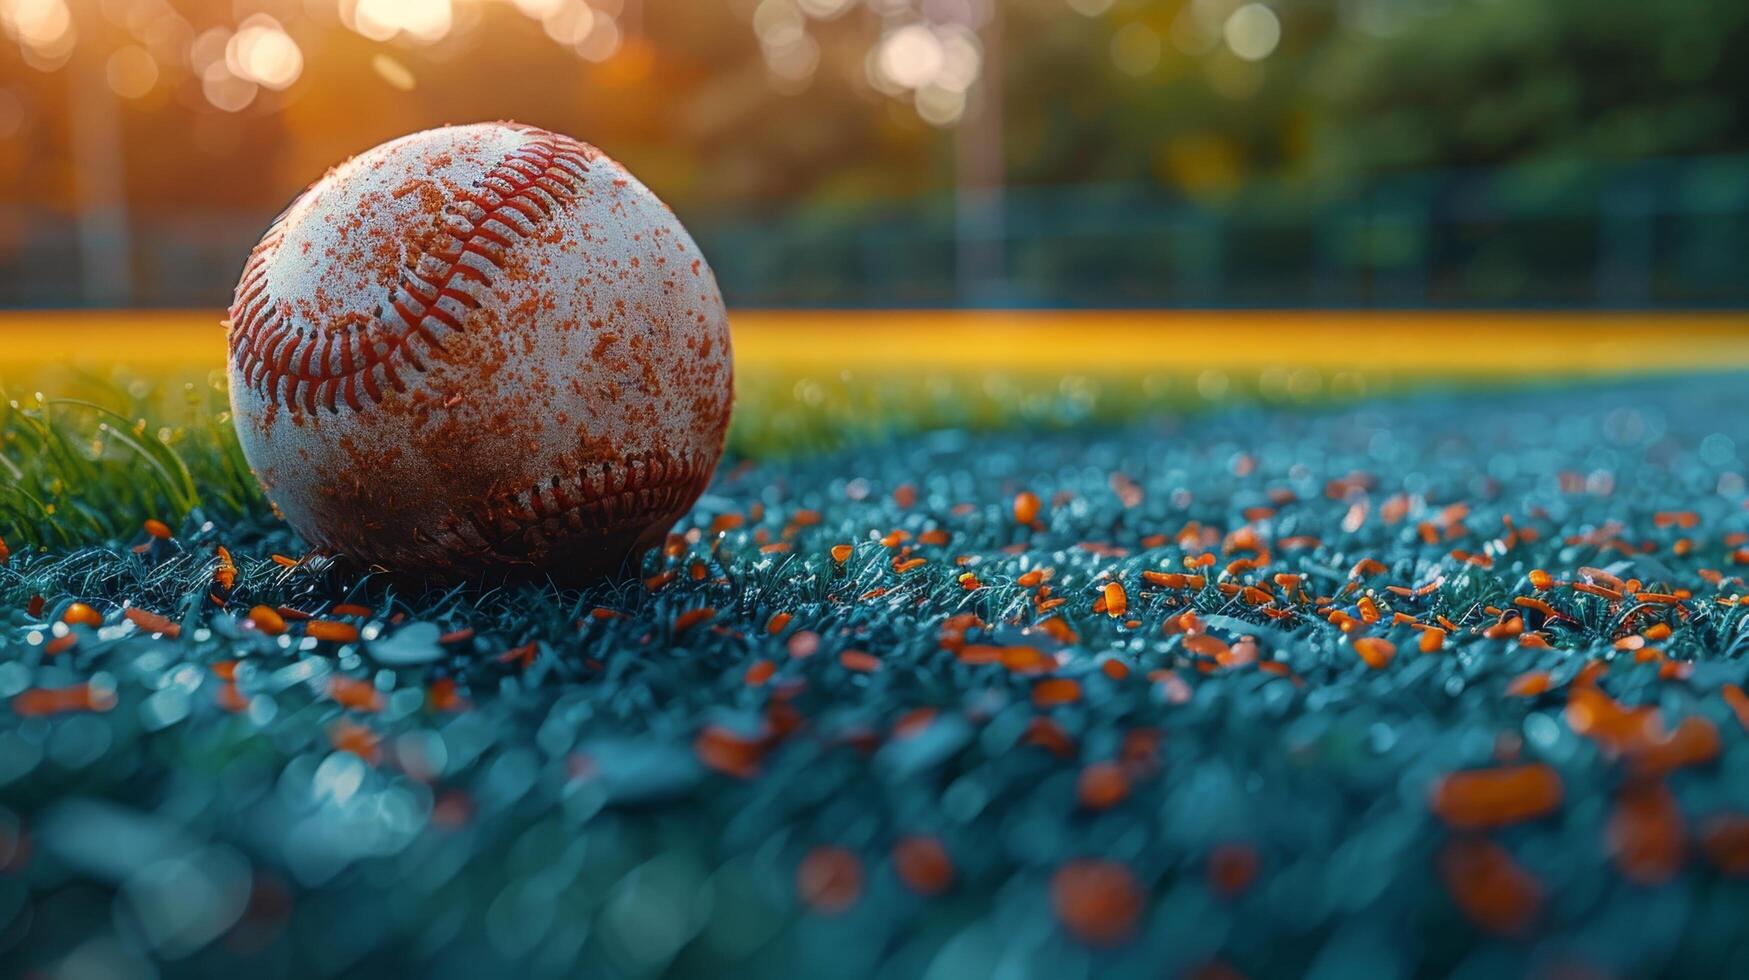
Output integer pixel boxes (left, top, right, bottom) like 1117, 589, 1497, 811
2, 310, 1747, 377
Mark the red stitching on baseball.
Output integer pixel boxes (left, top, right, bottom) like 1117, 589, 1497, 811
227, 126, 599, 415
441, 448, 717, 562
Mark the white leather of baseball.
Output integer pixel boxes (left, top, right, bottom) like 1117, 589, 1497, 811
226, 122, 733, 580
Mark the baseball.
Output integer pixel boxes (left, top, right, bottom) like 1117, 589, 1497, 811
226, 122, 733, 581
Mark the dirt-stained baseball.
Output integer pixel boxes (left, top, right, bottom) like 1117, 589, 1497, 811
226, 122, 732, 580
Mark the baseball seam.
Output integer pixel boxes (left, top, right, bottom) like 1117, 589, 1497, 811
439, 447, 717, 562
228, 127, 598, 415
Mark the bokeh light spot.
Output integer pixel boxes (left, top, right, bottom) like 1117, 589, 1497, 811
1224, 3, 1281, 62
105, 45, 159, 99
228, 16, 302, 91
200, 63, 257, 113
879, 24, 944, 90
1067, 0, 1115, 16
1110, 22, 1161, 77
371, 53, 416, 90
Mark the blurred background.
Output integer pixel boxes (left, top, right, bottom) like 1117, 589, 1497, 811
0, 0, 1746, 311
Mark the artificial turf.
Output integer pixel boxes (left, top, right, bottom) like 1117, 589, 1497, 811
5, 372, 1749, 977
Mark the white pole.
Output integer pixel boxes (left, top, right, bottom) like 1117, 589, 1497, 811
67, 17, 130, 307
953, 4, 1004, 306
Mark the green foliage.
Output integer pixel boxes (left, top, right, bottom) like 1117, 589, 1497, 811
1310, 0, 1749, 177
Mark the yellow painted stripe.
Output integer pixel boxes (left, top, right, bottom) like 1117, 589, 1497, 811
2, 309, 1747, 377
732, 310, 1749, 376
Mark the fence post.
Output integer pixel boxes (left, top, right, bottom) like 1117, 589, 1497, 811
1596, 170, 1654, 309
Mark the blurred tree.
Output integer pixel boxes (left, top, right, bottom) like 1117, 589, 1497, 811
3, 0, 1747, 306
1308, 0, 1749, 180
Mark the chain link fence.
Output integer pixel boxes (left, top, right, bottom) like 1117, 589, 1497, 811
3, 154, 1746, 309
